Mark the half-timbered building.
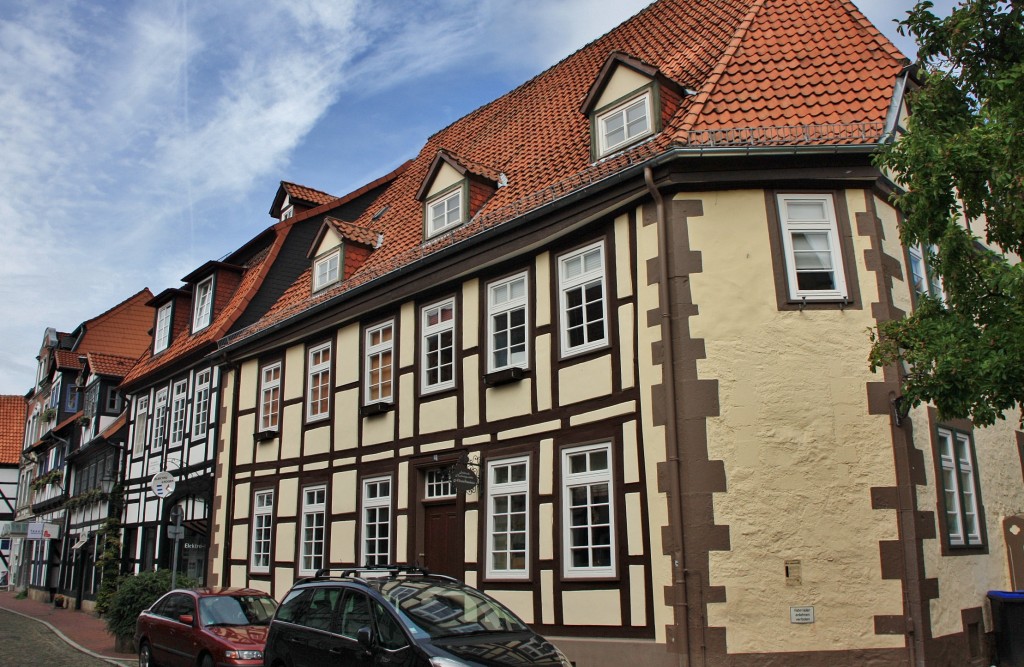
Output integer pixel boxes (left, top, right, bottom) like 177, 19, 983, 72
119, 166, 406, 583
0, 394, 25, 586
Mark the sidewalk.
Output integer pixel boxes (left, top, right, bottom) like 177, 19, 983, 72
0, 590, 136, 666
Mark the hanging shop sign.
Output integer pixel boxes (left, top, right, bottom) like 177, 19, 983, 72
449, 452, 479, 493
150, 471, 176, 498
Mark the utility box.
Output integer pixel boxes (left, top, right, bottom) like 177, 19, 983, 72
988, 591, 1024, 666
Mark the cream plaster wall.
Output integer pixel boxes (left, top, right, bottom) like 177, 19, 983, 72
419, 395, 458, 433
594, 66, 650, 110
278, 404, 303, 459
210, 367, 238, 582
236, 414, 255, 465
485, 379, 532, 422
332, 470, 357, 514
238, 361, 257, 412
490, 589, 534, 624
315, 228, 341, 257
563, 589, 622, 625
535, 334, 553, 412
305, 424, 330, 457
337, 324, 359, 385
462, 279, 479, 349
399, 302, 416, 368
427, 162, 463, 198
284, 345, 305, 401
463, 354, 480, 428
331, 520, 355, 563
686, 190, 903, 652
334, 389, 359, 450
534, 252, 551, 327
558, 355, 612, 405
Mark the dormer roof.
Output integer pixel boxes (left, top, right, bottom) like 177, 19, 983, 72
269, 181, 337, 218
307, 218, 381, 260
579, 51, 685, 115
181, 260, 244, 285
416, 151, 501, 202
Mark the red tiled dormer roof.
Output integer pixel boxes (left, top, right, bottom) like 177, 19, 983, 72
0, 395, 26, 465
224, 0, 906, 346
283, 182, 336, 207
54, 349, 84, 372
326, 219, 381, 249
87, 352, 137, 379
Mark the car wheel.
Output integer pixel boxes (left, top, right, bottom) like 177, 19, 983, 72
138, 640, 158, 667
199, 655, 214, 667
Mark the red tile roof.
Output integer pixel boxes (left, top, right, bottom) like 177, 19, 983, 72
76, 288, 155, 360
225, 0, 906, 346
282, 182, 337, 207
54, 349, 84, 372
326, 219, 380, 248
87, 352, 137, 379
0, 395, 26, 465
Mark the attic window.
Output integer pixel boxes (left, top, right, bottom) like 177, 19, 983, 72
192, 277, 214, 332
596, 91, 652, 156
153, 302, 172, 354
280, 206, 294, 221
426, 187, 463, 238
313, 248, 341, 292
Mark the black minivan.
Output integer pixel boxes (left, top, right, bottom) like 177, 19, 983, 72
263, 567, 572, 667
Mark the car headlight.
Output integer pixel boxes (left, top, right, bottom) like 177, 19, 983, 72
429, 658, 472, 667
224, 649, 263, 660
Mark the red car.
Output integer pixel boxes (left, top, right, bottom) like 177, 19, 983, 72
135, 587, 278, 667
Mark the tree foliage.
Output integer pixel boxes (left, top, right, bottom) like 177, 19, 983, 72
870, 0, 1024, 426
104, 569, 198, 641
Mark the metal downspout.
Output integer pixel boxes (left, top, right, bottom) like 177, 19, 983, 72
645, 167, 693, 667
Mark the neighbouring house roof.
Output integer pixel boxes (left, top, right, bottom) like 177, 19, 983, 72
269, 181, 339, 217
0, 395, 26, 465
86, 352, 137, 379
122, 163, 409, 389
223, 0, 907, 348
74, 288, 156, 360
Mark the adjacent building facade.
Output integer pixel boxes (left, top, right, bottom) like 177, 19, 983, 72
0, 394, 25, 586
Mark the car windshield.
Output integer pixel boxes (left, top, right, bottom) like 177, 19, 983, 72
199, 595, 278, 627
378, 579, 528, 639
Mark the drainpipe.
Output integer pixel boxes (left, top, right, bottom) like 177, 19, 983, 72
645, 167, 694, 667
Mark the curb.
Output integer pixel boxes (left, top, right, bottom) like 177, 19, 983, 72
0, 604, 135, 666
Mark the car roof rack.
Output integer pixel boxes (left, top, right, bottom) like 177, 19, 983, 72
297, 564, 460, 586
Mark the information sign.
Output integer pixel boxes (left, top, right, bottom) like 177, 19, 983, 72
150, 471, 176, 498
790, 606, 815, 624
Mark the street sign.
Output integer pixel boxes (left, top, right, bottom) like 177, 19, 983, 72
150, 471, 176, 498
167, 526, 185, 539
24, 522, 61, 540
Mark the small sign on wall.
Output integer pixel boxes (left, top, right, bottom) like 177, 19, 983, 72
790, 606, 815, 624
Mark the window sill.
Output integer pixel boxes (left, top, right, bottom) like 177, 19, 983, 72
360, 402, 394, 417
483, 367, 529, 387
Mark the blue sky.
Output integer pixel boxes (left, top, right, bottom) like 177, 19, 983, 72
0, 0, 954, 395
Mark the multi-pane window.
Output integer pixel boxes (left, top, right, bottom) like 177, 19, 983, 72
191, 369, 210, 439
362, 477, 391, 567
169, 381, 188, 446
776, 194, 848, 301
365, 322, 394, 404
300, 485, 326, 575
133, 396, 149, 455
427, 189, 462, 237
154, 302, 172, 353
909, 244, 945, 302
559, 242, 607, 355
562, 443, 614, 577
425, 469, 453, 499
259, 363, 282, 431
313, 250, 341, 292
192, 277, 214, 331
84, 382, 99, 420
105, 386, 121, 413
422, 300, 455, 393
306, 343, 331, 421
488, 273, 528, 372
487, 457, 529, 579
251, 490, 274, 573
597, 92, 652, 156
151, 388, 168, 450
937, 427, 983, 547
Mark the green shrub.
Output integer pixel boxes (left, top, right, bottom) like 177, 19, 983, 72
15, 589, 27, 600
104, 569, 198, 641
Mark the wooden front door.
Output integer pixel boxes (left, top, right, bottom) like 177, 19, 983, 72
422, 501, 463, 578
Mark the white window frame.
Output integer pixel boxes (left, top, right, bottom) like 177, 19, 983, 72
169, 380, 188, 446
192, 277, 214, 332
299, 485, 326, 576
313, 249, 341, 292
105, 386, 120, 413
421, 299, 456, 393
776, 193, 848, 301
487, 273, 529, 372
191, 369, 211, 439
596, 91, 653, 156
909, 244, 945, 303
558, 242, 608, 356
361, 477, 392, 567
425, 469, 454, 499
486, 456, 530, 580
426, 188, 463, 237
133, 396, 149, 456
153, 303, 173, 353
937, 427, 983, 547
151, 388, 168, 451
259, 363, 282, 431
562, 443, 615, 578
251, 489, 274, 573
364, 322, 394, 404
306, 343, 331, 422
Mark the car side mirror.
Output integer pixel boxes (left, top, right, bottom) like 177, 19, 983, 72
178, 614, 194, 625
356, 626, 374, 650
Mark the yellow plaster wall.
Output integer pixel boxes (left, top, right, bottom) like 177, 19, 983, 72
305, 424, 330, 457
485, 379, 533, 422
236, 414, 255, 465
563, 589, 622, 626
419, 396, 458, 433
535, 334, 553, 412
685, 190, 903, 652
427, 162, 463, 198
462, 279, 479, 349
595, 66, 651, 109
238, 361, 257, 412
490, 590, 534, 624
334, 389, 359, 450
278, 404, 303, 459
534, 252, 551, 327
557, 355, 612, 405
315, 227, 341, 257
337, 324, 359, 385
399, 302, 415, 368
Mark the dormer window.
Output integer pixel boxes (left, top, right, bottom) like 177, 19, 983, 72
596, 92, 652, 156
153, 302, 172, 353
281, 206, 294, 221
427, 187, 463, 237
313, 249, 341, 292
192, 277, 214, 332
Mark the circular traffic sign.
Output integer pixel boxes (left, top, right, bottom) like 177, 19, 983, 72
150, 471, 176, 498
